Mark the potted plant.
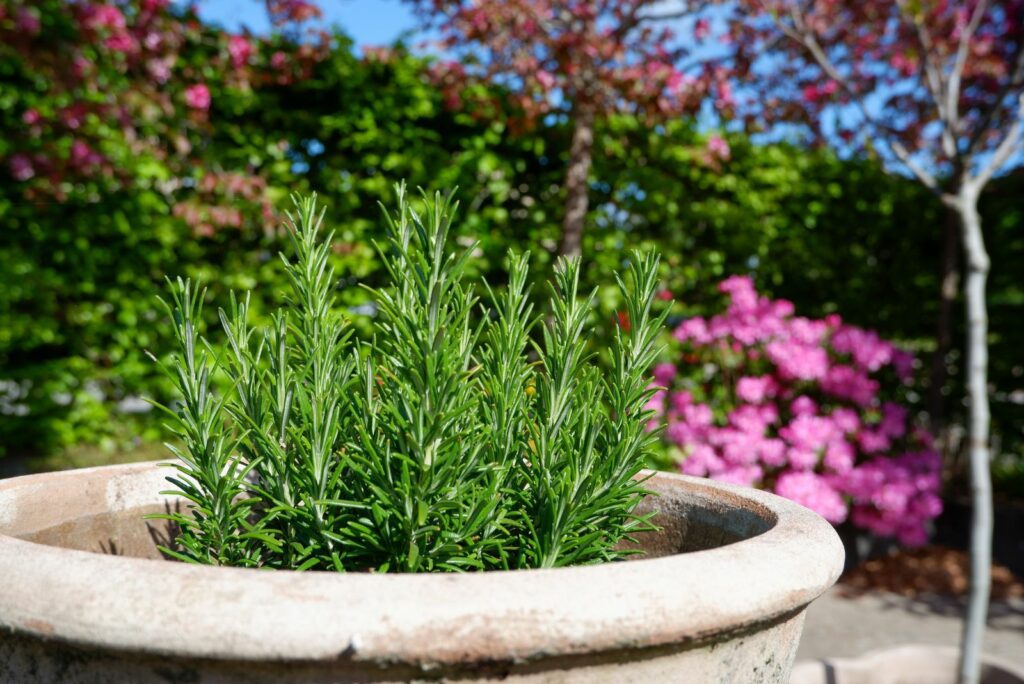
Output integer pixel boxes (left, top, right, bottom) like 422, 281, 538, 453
0, 186, 844, 682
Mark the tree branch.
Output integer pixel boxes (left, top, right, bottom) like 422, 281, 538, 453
775, 5, 942, 193
891, 140, 943, 194
636, 9, 698, 23
971, 94, 1024, 190
947, 0, 990, 131
967, 48, 1024, 156
895, 0, 958, 160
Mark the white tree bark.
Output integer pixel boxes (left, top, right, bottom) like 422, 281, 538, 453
954, 187, 993, 684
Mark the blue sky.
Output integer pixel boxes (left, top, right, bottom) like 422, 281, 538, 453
195, 0, 418, 47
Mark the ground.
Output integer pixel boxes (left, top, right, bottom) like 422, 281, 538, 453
797, 586, 1024, 666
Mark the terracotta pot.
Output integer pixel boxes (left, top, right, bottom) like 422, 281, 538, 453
790, 645, 1024, 684
0, 461, 843, 683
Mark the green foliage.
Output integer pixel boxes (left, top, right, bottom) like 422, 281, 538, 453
3, 15, 1021, 496
152, 187, 662, 572
591, 117, 944, 338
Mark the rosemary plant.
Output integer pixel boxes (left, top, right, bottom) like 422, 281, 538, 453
150, 184, 666, 572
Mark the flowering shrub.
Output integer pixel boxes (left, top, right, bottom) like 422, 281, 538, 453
649, 276, 943, 545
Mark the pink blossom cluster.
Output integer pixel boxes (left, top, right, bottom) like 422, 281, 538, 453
650, 276, 941, 545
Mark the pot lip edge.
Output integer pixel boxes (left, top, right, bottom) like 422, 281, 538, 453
0, 460, 845, 663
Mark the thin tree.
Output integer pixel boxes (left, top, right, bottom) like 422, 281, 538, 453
407, 0, 727, 257
736, 1, 1024, 681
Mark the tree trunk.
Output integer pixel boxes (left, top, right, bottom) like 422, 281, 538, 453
928, 207, 960, 430
559, 104, 595, 258
955, 188, 993, 684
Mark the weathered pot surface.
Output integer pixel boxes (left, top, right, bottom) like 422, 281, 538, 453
790, 645, 1024, 684
0, 461, 843, 683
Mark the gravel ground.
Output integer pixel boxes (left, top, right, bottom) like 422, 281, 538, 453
796, 585, 1024, 666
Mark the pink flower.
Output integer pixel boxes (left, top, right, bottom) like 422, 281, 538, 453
716, 464, 763, 487
84, 5, 126, 31
786, 447, 819, 470
228, 35, 253, 68
790, 396, 818, 416
148, 57, 173, 84
857, 429, 891, 454
16, 8, 41, 35
767, 340, 829, 381
830, 407, 860, 434
910, 493, 943, 520
706, 134, 730, 160
22, 109, 40, 125
682, 403, 713, 429
674, 317, 711, 344
536, 70, 555, 90
73, 55, 93, 78
729, 404, 774, 435
184, 84, 211, 111
649, 274, 941, 542
694, 18, 710, 40
759, 438, 787, 466
644, 388, 666, 415
719, 275, 758, 312
788, 316, 828, 345
890, 53, 917, 77
681, 444, 722, 476
142, 31, 162, 51
824, 440, 855, 473
892, 350, 915, 382
9, 154, 35, 181
105, 34, 135, 53
652, 362, 677, 386
717, 427, 762, 466
831, 325, 893, 371
781, 413, 842, 454
736, 375, 776, 403
665, 421, 695, 446
669, 390, 693, 414
880, 402, 908, 439
821, 364, 878, 405
775, 471, 848, 523
70, 140, 103, 168
271, 51, 288, 70
715, 81, 734, 108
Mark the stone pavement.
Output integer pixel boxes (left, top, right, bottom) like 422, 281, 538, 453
797, 585, 1024, 666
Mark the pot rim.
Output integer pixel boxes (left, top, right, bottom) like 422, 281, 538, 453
0, 461, 844, 666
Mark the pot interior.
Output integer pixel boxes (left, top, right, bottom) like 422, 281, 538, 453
0, 464, 776, 563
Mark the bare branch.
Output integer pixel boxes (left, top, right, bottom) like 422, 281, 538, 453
947, 0, 990, 129
967, 48, 1024, 156
636, 9, 697, 23
775, 8, 942, 191
633, 0, 715, 29
768, 2, 947, 193
895, 0, 958, 160
891, 140, 943, 193
971, 94, 1024, 190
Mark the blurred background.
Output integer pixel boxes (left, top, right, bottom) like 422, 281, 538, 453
0, 0, 1022, 667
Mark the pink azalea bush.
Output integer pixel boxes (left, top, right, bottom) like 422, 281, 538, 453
649, 276, 942, 545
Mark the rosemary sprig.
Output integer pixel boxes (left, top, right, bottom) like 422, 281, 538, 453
149, 182, 663, 572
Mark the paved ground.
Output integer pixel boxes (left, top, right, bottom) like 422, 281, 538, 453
797, 585, 1024, 666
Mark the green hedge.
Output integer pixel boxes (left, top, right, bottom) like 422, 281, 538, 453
1, 23, 1021, 475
